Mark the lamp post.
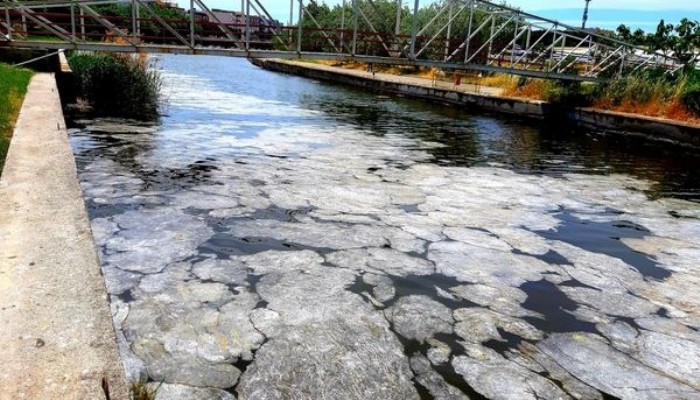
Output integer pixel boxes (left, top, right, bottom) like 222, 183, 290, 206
581, 0, 591, 29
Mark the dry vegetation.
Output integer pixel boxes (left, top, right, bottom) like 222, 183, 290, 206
130, 381, 161, 400
305, 59, 700, 124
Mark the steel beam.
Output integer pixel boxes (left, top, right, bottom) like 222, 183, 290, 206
2, 0, 688, 79
408, 0, 418, 58
4, 39, 607, 82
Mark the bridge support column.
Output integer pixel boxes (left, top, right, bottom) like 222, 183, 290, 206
464, 0, 474, 63
79, 7, 85, 40
339, 0, 345, 52
444, 1, 452, 61
296, 0, 303, 53
131, 0, 136, 37
241, 0, 245, 42
409, 0, 419, 59
351, 0, 358, 55
4, 6, 11, 40
245, 0, 250, 50
189, 0, 195, 47
289, 0, 293, 46
70, 3, 75, 41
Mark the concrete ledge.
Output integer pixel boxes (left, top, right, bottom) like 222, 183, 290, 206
252, 58, 700, 146
58, 50, 71, 73
252, 58, 550, 119
0, 74, 128, 400
568, 107, 700, 147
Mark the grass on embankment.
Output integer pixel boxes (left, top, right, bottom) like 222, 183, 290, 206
499, 69, 700, 123
0, 63, 34, 175
69, 52, 162, 121
454, 69, 700, 123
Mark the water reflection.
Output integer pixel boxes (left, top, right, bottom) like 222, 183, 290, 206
71, 55, 700, 202
292, 73, 700, 201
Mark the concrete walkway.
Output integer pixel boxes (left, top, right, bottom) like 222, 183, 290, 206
283, 59, 505, 96
0, 74, 128, 400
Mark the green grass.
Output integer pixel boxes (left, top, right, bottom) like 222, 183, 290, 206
0, 62, 34, 175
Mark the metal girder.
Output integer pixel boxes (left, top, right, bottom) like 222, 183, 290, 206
192, 0, 241, 45
445, 12, 493, 62
491, 24, 526, 62
356, 2, 392, 55
585, 45, 623, 77
414, 2, 467, 59
364, 0, 408, 58
552, 34, 590, 73
3, 39, 606, 82
6, 0, 73, 42
525, 32, 564, 69
77, 2, 137, 46
299, 0, 341, 53
466, 14, 516, 64
136, 0, 192, 48
1, 0, 690, 81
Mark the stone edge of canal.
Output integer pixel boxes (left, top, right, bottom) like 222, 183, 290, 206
0, 73, 129, 400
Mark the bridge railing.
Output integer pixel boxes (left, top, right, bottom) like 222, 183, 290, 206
1, 0, 685, 81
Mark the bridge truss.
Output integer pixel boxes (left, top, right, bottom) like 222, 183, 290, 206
0, 0, 685, 81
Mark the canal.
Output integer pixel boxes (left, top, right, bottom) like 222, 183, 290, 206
69, 55, 700, 399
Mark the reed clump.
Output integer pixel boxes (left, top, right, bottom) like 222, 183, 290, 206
0, 62, 34, 173
593, 69, 700, 122
69, 52, 162, 121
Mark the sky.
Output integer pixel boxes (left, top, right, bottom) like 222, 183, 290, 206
185, 0, 700, 32
528, 1, 700, 32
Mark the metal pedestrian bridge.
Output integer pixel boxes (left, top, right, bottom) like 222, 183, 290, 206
0, 0, 685, 81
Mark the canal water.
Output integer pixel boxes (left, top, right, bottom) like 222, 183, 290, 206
69, 55, 700, 399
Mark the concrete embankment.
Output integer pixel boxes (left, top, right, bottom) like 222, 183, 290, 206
252, 58, 700, 146
0, 74, 128, 399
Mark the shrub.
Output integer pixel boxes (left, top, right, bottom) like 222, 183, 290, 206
680, 69, 700, 114
681, 81, 700, 113
69, 53, 162, 120
591, 67, 700, 120
503, 77, 593, 106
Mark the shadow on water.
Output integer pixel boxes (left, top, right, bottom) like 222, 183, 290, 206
534, 209, 671, 280
519, 279, 600, 334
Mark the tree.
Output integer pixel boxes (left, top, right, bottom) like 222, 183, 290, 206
616, 24, 632, 42
649, 19, 675, 57
631, 28, 646, 46
673, 18, 700, 64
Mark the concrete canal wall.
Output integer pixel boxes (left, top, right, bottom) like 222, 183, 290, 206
568, 108, 700, 146
0, 74, 128, 399
252, 58, 700, 146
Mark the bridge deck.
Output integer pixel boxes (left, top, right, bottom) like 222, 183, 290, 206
0, 0, 685, 82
